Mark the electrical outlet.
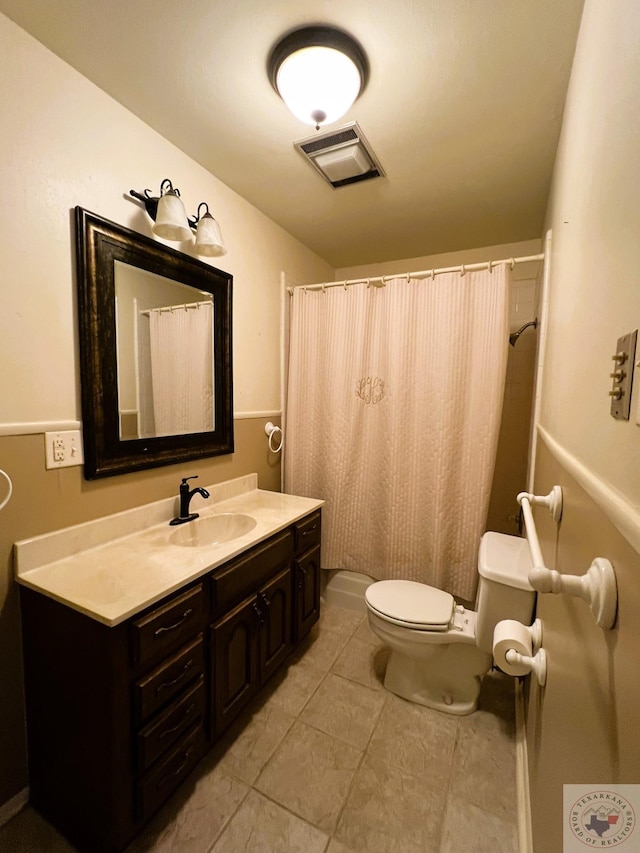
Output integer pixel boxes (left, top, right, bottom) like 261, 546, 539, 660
44, 430, 84, 469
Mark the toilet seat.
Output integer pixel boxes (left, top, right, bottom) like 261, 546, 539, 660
365, 580, 454, 631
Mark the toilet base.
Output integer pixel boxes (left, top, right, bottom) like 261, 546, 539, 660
383, 646, 492, 715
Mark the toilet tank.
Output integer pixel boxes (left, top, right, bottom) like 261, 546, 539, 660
475, 532, 536, 653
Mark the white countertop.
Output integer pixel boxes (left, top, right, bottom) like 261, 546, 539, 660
14, 474, 323, 627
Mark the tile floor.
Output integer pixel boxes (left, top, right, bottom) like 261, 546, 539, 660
0, 602, 519, 853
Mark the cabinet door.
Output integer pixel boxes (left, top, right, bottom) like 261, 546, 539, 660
293, 545, 321, 643
258, 567, 292, 684
211, 597, 260, 737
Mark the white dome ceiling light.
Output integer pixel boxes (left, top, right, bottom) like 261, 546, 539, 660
268, 26, 368, 130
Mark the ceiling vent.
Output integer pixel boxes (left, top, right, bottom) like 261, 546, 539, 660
294, 122, 384, 188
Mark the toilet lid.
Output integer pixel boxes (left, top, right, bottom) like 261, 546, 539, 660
365, 580, 454, 630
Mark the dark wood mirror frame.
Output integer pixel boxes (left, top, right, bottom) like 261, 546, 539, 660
75, 207, 233, 479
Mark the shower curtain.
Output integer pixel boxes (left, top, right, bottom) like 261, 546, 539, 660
284, 267, 509, 601
149, 303, 214, 436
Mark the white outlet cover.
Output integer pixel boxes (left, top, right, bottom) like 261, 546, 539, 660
44, 430, 84, 469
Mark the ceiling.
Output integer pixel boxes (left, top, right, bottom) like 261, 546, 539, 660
0, 0, 584, 268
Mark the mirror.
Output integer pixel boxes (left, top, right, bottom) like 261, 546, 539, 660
75, 207, 233, 479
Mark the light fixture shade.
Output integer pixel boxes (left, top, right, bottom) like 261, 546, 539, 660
195, 213, 226, 257
269, 27, 368, 128
153, 190, 192, 241
277, 46, 361, 127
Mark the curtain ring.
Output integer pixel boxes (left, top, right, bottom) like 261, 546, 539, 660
510, 257, 515, 270
430, 268, 435, 279
488, 260, 494, 273
460, 264, 466, 277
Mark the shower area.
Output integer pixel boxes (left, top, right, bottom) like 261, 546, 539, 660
283, 252, 541, 609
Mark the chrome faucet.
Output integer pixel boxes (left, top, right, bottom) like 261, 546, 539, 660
169, 476, 210, 525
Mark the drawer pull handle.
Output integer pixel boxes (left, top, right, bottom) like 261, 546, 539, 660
157, 746, 194, 790
154, 608, 193, 637
297, 565, 307, 590
155, 660, 194, 694
158, 703, 196, 740
302, 525, 317, 536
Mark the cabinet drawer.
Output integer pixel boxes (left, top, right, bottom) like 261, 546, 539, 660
210, 530, 294, 618
131, 584, 204, 666
294, 512, 321, 552
134, 636, 204, 723
136, 676, 206, 772
135, 723, 205, 822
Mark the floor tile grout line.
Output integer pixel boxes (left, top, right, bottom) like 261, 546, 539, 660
203, 782, 253, 853
435, 716, 463, 852
329, 685, 392, 843
244, 786, 332, 845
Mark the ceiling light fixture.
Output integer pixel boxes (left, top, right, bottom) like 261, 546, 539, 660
268, 26, 368, 130
128, 180, 226, 257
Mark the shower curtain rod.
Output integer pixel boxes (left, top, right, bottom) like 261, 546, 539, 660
140, 299, 212, 316
289, 252, 545, 293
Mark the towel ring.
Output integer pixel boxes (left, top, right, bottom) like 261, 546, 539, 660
0, 469, 13, 512
264, 422, 283, 453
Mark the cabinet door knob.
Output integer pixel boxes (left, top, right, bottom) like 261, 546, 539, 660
252, 600, 264, 628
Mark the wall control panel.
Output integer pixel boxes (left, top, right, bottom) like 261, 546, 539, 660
609, 330, 637, 420
44, 430, 84, 469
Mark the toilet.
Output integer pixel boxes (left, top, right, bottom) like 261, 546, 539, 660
365, 531, 535, 715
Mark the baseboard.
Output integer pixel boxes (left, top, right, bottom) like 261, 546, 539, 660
515, 679, 533, 853
0, 787, 28, 828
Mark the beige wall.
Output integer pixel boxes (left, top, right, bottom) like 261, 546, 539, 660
0, 13, 333, 428
527, 1, 640, 851
528, 440, 640, 852
0, 13, 333, 808
338, 240, 542, 536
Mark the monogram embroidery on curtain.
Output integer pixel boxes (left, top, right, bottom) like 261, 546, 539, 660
355, 376, 385, 404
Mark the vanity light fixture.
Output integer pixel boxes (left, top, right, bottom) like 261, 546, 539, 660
267, 26, 368, 129
128, 179, 227, 257
152, 179, 192, 241
192, 203, 226, 257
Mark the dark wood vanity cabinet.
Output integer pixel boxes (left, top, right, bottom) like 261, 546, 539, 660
20, 580, 209, 852
293, 511, 322, 643
20, 509, 321, 853
211, 566, 292, 735
210, 529, 294, 736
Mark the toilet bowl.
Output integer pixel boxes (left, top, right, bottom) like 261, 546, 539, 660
365, 532, 535, 715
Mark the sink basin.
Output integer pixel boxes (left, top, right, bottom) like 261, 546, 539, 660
169, 513, 257, 547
